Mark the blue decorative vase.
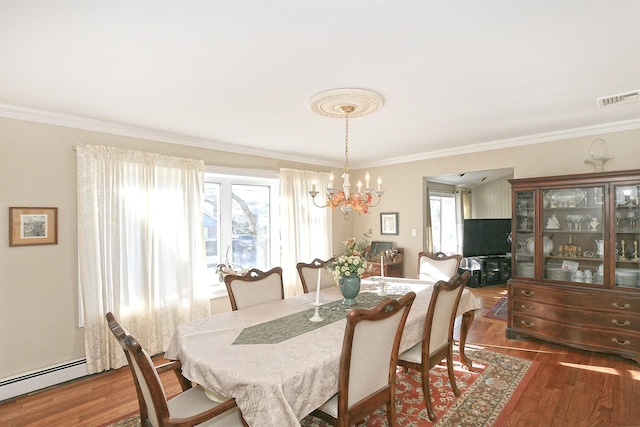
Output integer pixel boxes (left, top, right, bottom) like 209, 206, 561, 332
338, 276, 361, 306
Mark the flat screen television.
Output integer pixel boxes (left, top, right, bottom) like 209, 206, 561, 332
462, 218, 512, 257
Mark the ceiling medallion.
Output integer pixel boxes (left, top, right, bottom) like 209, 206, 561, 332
309, 88, 385, 118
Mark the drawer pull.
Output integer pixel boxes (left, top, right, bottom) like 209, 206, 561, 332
611, 338, 631, 346
612, 302, 631, 310
521, 304, 534, 311
612, 319, 631, 327
521, 320, 535, 328
521, 290, 534, 297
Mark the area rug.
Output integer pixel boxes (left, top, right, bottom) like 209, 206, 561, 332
106, 347, 537, 427
485, 296, 508, 320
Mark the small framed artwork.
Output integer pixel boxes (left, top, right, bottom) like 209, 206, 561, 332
380, 212, 398, 235
9, 207, 58, 247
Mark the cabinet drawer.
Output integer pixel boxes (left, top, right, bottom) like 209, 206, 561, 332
511, 298, 640, 330
510, 284, 640, 314
511, 314, 640, 354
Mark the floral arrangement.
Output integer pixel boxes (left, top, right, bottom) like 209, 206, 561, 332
329, 230, 372, 281
327, 190, 373, 214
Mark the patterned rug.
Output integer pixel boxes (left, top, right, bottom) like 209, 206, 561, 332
484, 296, 508, 320
106, 347, 536, 427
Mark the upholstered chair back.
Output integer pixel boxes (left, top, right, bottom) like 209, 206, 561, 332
224, 267, 284, 311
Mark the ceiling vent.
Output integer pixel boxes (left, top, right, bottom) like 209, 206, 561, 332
597, 90, 640, 108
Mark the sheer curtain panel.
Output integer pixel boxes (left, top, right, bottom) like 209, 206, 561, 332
77, 145, 211, 374
279, 168, 333, 297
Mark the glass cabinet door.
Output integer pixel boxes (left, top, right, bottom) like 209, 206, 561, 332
613, 184, 640, 290
513, 190, 535, 278
541, 186, 605, 285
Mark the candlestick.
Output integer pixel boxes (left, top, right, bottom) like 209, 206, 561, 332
620, 240, 628, 261
380, 255, 384, 280
309, 268, 324, 322
314, 268, 321, 306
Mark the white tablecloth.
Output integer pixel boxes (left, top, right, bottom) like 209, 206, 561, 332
165, 278, 480, 427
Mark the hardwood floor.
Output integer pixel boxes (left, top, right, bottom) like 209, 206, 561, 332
0, 285, 638, 426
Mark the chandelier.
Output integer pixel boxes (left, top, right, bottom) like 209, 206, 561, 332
308, 89, 385, 219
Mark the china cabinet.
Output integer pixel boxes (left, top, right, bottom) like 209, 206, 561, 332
508, 169, 640, 364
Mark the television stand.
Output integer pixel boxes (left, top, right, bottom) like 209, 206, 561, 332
460, 255, 511, 287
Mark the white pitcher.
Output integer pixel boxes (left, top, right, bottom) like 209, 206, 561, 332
595, 240, 604, 257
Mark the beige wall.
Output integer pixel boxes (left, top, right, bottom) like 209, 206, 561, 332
1, 115, 638, 381
349, 129, 640, 278
0, 117, 337, 379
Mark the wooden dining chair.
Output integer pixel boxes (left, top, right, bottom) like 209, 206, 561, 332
105, 312, 247, 427
417, 251, 463, 282
396, 271, 469, 421
311, 292, 417, 427
296, 257, 336, 293
224, 266, 284, 311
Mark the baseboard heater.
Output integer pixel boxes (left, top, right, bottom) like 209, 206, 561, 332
0, 358, 89, 403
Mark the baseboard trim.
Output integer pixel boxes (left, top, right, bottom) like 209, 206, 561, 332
0, 359, 89, 403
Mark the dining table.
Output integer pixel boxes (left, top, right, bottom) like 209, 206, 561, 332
164, 276, 481, 427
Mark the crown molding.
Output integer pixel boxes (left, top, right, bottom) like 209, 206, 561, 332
0, 103, 333, 166
356, 118, 640, 169
2, 103, 638, 170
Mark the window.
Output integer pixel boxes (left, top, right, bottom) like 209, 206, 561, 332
429, 193, 457, 254
204, 168, 279, 296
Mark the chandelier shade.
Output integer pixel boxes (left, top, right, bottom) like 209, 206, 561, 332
308, 89, 385, 219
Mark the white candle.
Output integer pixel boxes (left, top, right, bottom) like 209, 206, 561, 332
328, 172, 334, 188
380, 255, 384, 280
311, 183, 316, 192
357, 180, 362, 193
377, 176, 382, 191
315, 268, 322, 305
365, 172, 370, 188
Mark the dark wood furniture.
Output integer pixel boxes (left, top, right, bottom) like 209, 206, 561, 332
311, 292, 416, 427
397, 271, 468, 421
462, 255, 512, 287
365, 248, 404, 277
296, 257, 336, 293
223, 267, 284, 311
105, 312, 247, 426
508, 170, 640, 364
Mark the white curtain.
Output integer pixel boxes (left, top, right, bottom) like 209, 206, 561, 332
279, 168, 333, 298
424, 184, 434, 253
77, 145, 211, 374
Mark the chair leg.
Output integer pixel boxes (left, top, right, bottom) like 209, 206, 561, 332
387, 396, 397, 427
446, 353, 461, 397
421, 368, 437, 421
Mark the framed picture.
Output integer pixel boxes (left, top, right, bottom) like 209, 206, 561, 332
380, 212, 398, 235
9, 207, 58, 247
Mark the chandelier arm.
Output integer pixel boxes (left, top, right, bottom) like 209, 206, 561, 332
364, 192, 385, 208
309, 193, 331, 208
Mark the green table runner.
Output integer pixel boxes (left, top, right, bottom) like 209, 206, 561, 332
233, 291, 405, 345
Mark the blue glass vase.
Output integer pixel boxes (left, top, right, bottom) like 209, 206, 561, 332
338, 275, 361, 306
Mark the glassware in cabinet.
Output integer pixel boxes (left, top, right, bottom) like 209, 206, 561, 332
513, 190, 535, 278
541, 186, 605, 285
613, 184, 640, 290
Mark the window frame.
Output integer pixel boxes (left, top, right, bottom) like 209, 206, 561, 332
204, 166, 280, 298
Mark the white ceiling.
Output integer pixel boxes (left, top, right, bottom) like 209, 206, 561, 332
1, 1, 639, 171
